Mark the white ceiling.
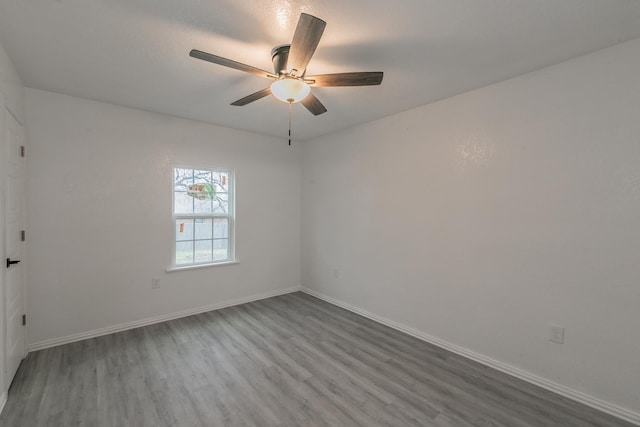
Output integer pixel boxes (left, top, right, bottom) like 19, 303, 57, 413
1, 1, 640, 141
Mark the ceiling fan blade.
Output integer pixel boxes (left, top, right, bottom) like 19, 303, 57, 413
190, 50, 277, 80
301, 92, 327, 115
287, 13, 326, 77
231, 87, 272, 106
307, 72, 383, 87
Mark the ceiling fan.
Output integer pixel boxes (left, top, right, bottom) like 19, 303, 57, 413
189, 13, 383, 116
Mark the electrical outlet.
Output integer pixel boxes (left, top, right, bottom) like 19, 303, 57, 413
549, 325, 564, 344
151, 278, 160, 289
332, 269, 340, 279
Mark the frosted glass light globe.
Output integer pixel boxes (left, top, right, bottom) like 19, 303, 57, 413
270, 78, 311, 103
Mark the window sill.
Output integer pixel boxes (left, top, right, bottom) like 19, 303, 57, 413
165, 260, 239, 273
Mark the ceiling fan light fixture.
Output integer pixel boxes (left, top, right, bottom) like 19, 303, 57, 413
270, 78, 310, 103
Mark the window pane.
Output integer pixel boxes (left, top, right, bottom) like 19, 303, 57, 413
212, 192, 229, 213
176, 241, 194, 265
174, 192, 194, 214
194, 196, 214, 214
213, 218, 228, 239
194, 240, 213, 263
194, 219, 213, 240
213, 239, 228, 261
174, 168, 194, 192
194, 170, 212, 184
213, 171, 229, 193
176, 219, 194, 241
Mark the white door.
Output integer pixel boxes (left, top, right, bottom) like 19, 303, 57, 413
4, 108, 25, 385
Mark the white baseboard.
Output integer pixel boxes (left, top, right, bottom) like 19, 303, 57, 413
27, 286, 302, 352
301, 287, 640, 426
0, 392, 7, 415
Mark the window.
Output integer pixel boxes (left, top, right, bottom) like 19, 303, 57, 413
173, 166, 234, 267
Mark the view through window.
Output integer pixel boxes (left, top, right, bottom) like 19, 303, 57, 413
173, 167, 234, 266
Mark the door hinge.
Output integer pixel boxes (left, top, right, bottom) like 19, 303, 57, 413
21, 230, 26, 242
20, 145, 25, 157
22, 314, 26, 326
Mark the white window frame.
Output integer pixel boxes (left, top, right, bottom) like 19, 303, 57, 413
170, 165, 236, 270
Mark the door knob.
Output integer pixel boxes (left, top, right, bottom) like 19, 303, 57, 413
6, 258, 21, 268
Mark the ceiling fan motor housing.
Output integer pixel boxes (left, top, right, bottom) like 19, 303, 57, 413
271, 45, 291, 76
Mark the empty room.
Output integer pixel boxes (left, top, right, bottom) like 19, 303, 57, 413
0, 1, 639, 426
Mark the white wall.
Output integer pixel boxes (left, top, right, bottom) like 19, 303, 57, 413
0, 39, 25, 407
302, 38, 640, 416
0, 43, 24, 126
25, 89, 301, 346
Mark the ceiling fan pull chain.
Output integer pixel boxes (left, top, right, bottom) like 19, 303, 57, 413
288, 101, 292, 146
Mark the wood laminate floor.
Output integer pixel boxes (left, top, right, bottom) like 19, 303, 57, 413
0, 292, 634, 427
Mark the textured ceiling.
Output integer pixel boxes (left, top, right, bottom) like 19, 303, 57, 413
1, 0, 640, 141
